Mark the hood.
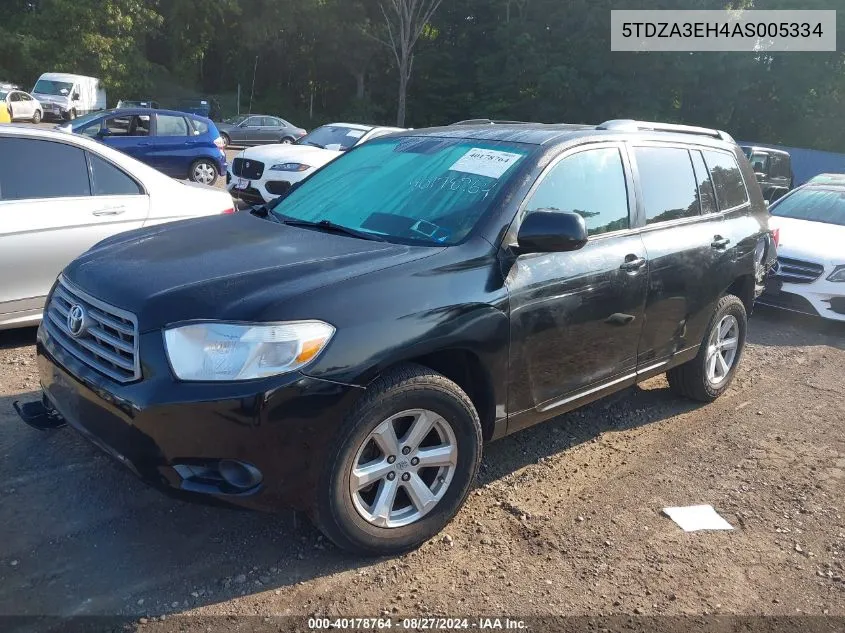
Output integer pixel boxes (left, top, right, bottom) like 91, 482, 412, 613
769, 216, 845, 266
239, 144, 342, 165
63, 212, 437, 331
34, 93, 69, 105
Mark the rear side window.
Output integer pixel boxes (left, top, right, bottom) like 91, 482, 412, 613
156, 114, 189, 136
0, 137, 90, 200
702, 150, 749, 210
190, 118, 209, 135
690, 150, 718, 214
525, 147, 629, 236
88, 153, 143, 196
635, 147, 699, 224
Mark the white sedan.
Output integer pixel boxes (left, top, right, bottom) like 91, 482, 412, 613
0, 125, 235, 330
227, 123, 404, 205
760, 180, 845, 321
1, 87, 43, 123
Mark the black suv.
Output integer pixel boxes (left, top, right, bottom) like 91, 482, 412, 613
741, 145, 793, 203
20, 119, 776, 555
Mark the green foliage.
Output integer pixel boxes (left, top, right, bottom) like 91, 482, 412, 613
2, 0, 845, 150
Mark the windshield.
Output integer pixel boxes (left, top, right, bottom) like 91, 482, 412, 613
771, 187, 845, 227
33, 79, 74, 96
0, 91, 7, 100
296, 125, 369, 150
271, 136, 532, 245
71, 111, 105, 130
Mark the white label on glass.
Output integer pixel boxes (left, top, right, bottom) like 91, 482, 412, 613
449, 148, 523, 179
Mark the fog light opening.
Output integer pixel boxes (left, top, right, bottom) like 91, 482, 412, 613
218, 459, 263, 490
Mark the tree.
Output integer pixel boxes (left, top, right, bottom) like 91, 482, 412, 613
376, 0, 443, 126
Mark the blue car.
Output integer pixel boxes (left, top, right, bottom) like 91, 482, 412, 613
60, 108, 227, 185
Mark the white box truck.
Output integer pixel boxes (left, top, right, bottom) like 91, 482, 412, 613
31, 73, 106, 121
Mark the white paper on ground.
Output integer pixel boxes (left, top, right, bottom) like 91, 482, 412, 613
662, 505, 734, 531
449, 148, 524, 179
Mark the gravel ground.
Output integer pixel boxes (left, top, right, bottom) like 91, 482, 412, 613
1, 307, 843, 631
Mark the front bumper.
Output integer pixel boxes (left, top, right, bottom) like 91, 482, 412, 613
226, 170, 311, 205
757, 276, 845, 322
34, 325, 362, 511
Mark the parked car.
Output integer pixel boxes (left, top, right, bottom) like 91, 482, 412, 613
227, 122, 404, 205
175, 98, 220, 120
0, 126, 234, 330
806, 172, 845, 186
741, 145, 793, 203
216, 115, 306, 148
17, 119, 774, 555
758, 179, 845, 321
32, 73, 106, 121
0, 88, 42, 123
59, 108, 227, 185
116, 99, 160, 109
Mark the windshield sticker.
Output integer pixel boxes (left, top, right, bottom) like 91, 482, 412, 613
346, 129, 366, 138
449, 148, 524, 179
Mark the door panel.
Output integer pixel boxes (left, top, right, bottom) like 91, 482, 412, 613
629, 144, 731, 365
151, 114, 192, 176
505, 144, 647, 429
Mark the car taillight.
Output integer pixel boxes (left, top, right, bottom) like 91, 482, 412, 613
213, 136, 226, 149
771, 228, 780, 248
221, 207, 235, 214
296, 129, 307, 137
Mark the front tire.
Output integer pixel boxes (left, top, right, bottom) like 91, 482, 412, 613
64, 108, 76, 121
189, 159, 219, 185
280, 136, 293, 144
313, 364, 482, 556
32, 110, 42, 124
667, 294, 747, 402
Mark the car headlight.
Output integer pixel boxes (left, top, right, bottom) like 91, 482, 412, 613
270, 163, 311, 172
163, 321, 335, 381
827, 265, 845, 282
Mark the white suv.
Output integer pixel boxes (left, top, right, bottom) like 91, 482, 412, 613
227, 123, 404, 205
0, 126, 236, 330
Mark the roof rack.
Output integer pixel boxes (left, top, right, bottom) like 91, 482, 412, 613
597, 119, 733, 142
449, 119, 532, 126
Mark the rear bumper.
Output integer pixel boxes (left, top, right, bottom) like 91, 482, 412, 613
35, 327, 362, 511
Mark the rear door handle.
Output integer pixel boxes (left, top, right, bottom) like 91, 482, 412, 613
711, 236, 731, 249
92, 206, 126, 216
620, 255, 647, 272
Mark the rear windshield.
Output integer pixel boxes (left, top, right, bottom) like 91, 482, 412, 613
771, 187, 845, 227
272, 136, 533, 245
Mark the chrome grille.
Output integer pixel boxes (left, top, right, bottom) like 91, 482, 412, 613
774, 256, 825, 284
44, 278, 141, 383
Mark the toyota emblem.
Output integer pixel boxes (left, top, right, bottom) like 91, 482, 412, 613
67, 304, 87, 338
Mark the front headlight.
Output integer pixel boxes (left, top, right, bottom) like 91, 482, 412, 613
164, 321, 335, 381
270, 163, 311, 172
827, 265, 845, 282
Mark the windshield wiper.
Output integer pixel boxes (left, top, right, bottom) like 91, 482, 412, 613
280, 218, 385, 242
299, 141, 325, 149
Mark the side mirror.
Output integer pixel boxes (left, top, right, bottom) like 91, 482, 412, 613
516, 210, 588, 254
72, 93, 80, 100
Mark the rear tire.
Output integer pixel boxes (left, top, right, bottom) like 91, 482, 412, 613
221, 133, 230, 148
32, 110, 41, 124
189, 159, 219, 185
313, 363, 482, 556
667, 294, 747, 402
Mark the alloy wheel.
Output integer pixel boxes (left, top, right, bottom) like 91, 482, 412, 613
706, 314, 739, 385
349, 408, 458, 528
193, 162, 217, 185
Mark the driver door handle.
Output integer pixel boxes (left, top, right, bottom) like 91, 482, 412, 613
620, 255, 647, 272
711, 235, 731, 249
92, 206, 126, 216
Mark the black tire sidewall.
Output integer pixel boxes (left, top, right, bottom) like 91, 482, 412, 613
700, 297, 747, 399
320, 377, 481, 555
221, 133, 230, 147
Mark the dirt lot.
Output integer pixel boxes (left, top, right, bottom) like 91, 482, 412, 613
1, 306, 843, 631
